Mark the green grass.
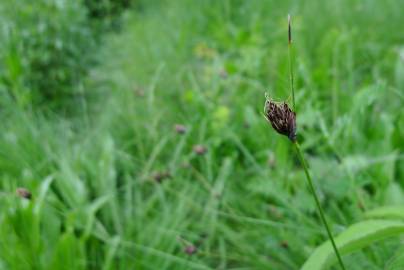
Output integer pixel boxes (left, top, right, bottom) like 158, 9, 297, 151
1, 0, 404, 269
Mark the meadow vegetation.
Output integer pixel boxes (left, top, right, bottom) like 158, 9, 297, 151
0, 0, 404, 269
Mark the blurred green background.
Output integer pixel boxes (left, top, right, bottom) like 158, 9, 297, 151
0, 0, 403, 269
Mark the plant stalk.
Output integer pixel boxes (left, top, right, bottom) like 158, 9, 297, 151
288, 14, 296, 111
293, 141, 346, 270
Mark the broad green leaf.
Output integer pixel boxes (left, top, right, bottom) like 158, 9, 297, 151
364, 206, 404, 221
301, 220, 404, 270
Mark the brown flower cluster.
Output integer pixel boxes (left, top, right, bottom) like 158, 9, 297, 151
264, 99, 296, 141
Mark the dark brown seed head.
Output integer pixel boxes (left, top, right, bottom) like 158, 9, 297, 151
280, 240, 289, 249
16, 188, 32, 200
152, 171, 171, 183
174, 124, 187, 134
193, 145, 207, 155
264, 99, 296, 141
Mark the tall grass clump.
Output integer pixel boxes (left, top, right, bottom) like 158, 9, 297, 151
264, 15, 346, 269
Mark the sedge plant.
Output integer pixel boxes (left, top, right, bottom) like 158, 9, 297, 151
264, 15, 346, 270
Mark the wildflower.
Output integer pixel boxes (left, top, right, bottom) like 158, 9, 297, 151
184, 245, 197, 255
264, 99, 296, 141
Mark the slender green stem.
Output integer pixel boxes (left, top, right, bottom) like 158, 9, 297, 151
288, 43, 295, 111
293, 141, 346, 270
288, 14, 296, 111
287, 16, 344, 268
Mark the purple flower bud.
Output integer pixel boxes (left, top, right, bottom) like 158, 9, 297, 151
184, 245, 197, 255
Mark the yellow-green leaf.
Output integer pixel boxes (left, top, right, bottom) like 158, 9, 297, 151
301, 220, 404, 270
364, 206, 404, 221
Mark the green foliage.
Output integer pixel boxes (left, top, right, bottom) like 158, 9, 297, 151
84, 0, 131, 19
0, 0, 404, 269
385, 245, 404, 270
0, 0, 132, 108
0, 0, 96, 106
